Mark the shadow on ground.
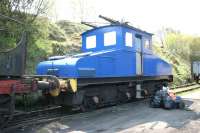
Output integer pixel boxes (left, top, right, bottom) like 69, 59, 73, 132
12, 98, 200, 133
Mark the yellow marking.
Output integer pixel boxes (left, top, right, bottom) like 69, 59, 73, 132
59, 80, 67, 89
50, 79, 66, 97
50, 88, 60, 97
69, 79, 77, 92
49, 79, 77, 96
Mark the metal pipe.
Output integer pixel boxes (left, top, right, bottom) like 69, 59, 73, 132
81, 21, 97, 28
99, 15, 120, 25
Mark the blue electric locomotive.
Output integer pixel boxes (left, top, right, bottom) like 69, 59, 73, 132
36, 15, 172, 110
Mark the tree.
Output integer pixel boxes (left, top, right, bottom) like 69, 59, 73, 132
0, 0, 50, 24
0, 0, 51, 48
0, 0, 52, 74
190, 37, 200, 61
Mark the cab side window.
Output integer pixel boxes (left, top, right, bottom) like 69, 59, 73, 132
144, 39, 150, 49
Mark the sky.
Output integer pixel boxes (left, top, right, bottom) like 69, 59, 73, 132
51, 0, 200, 35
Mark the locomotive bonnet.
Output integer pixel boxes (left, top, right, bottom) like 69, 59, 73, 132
36, 15, 172, 108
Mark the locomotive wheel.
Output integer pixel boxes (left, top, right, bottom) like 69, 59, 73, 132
80, 96, 98, 112
0, 94, 15, 128
117, 91, 130, 104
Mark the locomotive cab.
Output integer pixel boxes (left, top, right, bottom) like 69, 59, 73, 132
80, 24, 157, 77
81, 25, 153, 54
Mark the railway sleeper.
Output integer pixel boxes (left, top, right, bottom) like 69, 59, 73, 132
0, 94, 15, 129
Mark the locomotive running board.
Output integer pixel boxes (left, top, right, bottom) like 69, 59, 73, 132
77, 75, 173, 87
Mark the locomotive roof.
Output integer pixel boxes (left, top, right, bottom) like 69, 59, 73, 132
82, 24, 153, 36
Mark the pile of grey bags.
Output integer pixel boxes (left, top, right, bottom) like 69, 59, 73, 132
150, 84, 185, 109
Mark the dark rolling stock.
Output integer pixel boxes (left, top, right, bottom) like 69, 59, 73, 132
192, 61, 200, 83
0, 31, 30, 128
0, 32, 62, 128
0, 15, 61, 128
0, 32, 27, 77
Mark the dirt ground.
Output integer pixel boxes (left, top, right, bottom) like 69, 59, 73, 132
15, 90, 200, 133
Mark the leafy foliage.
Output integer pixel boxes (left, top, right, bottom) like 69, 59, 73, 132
48, 23, 66, 42
154, 29, 200, 85
190, 37, 200, 61
0, 1, 200, 83
24, 19, 86, 74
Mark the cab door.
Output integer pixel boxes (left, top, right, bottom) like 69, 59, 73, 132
135, 35, 143, 75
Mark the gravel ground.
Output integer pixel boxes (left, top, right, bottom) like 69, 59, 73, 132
13, 91, 200, 133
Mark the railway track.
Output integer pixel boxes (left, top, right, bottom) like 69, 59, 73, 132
2, 106, 72, 133
1, 83, 200, 133
1, 99, 145, 133
171, 83, 200, 94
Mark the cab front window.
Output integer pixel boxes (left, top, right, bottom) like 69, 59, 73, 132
104, 31, 116, 46
86, 35, 96, 49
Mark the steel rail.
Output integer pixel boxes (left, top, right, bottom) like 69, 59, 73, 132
2, 83, 200, 132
